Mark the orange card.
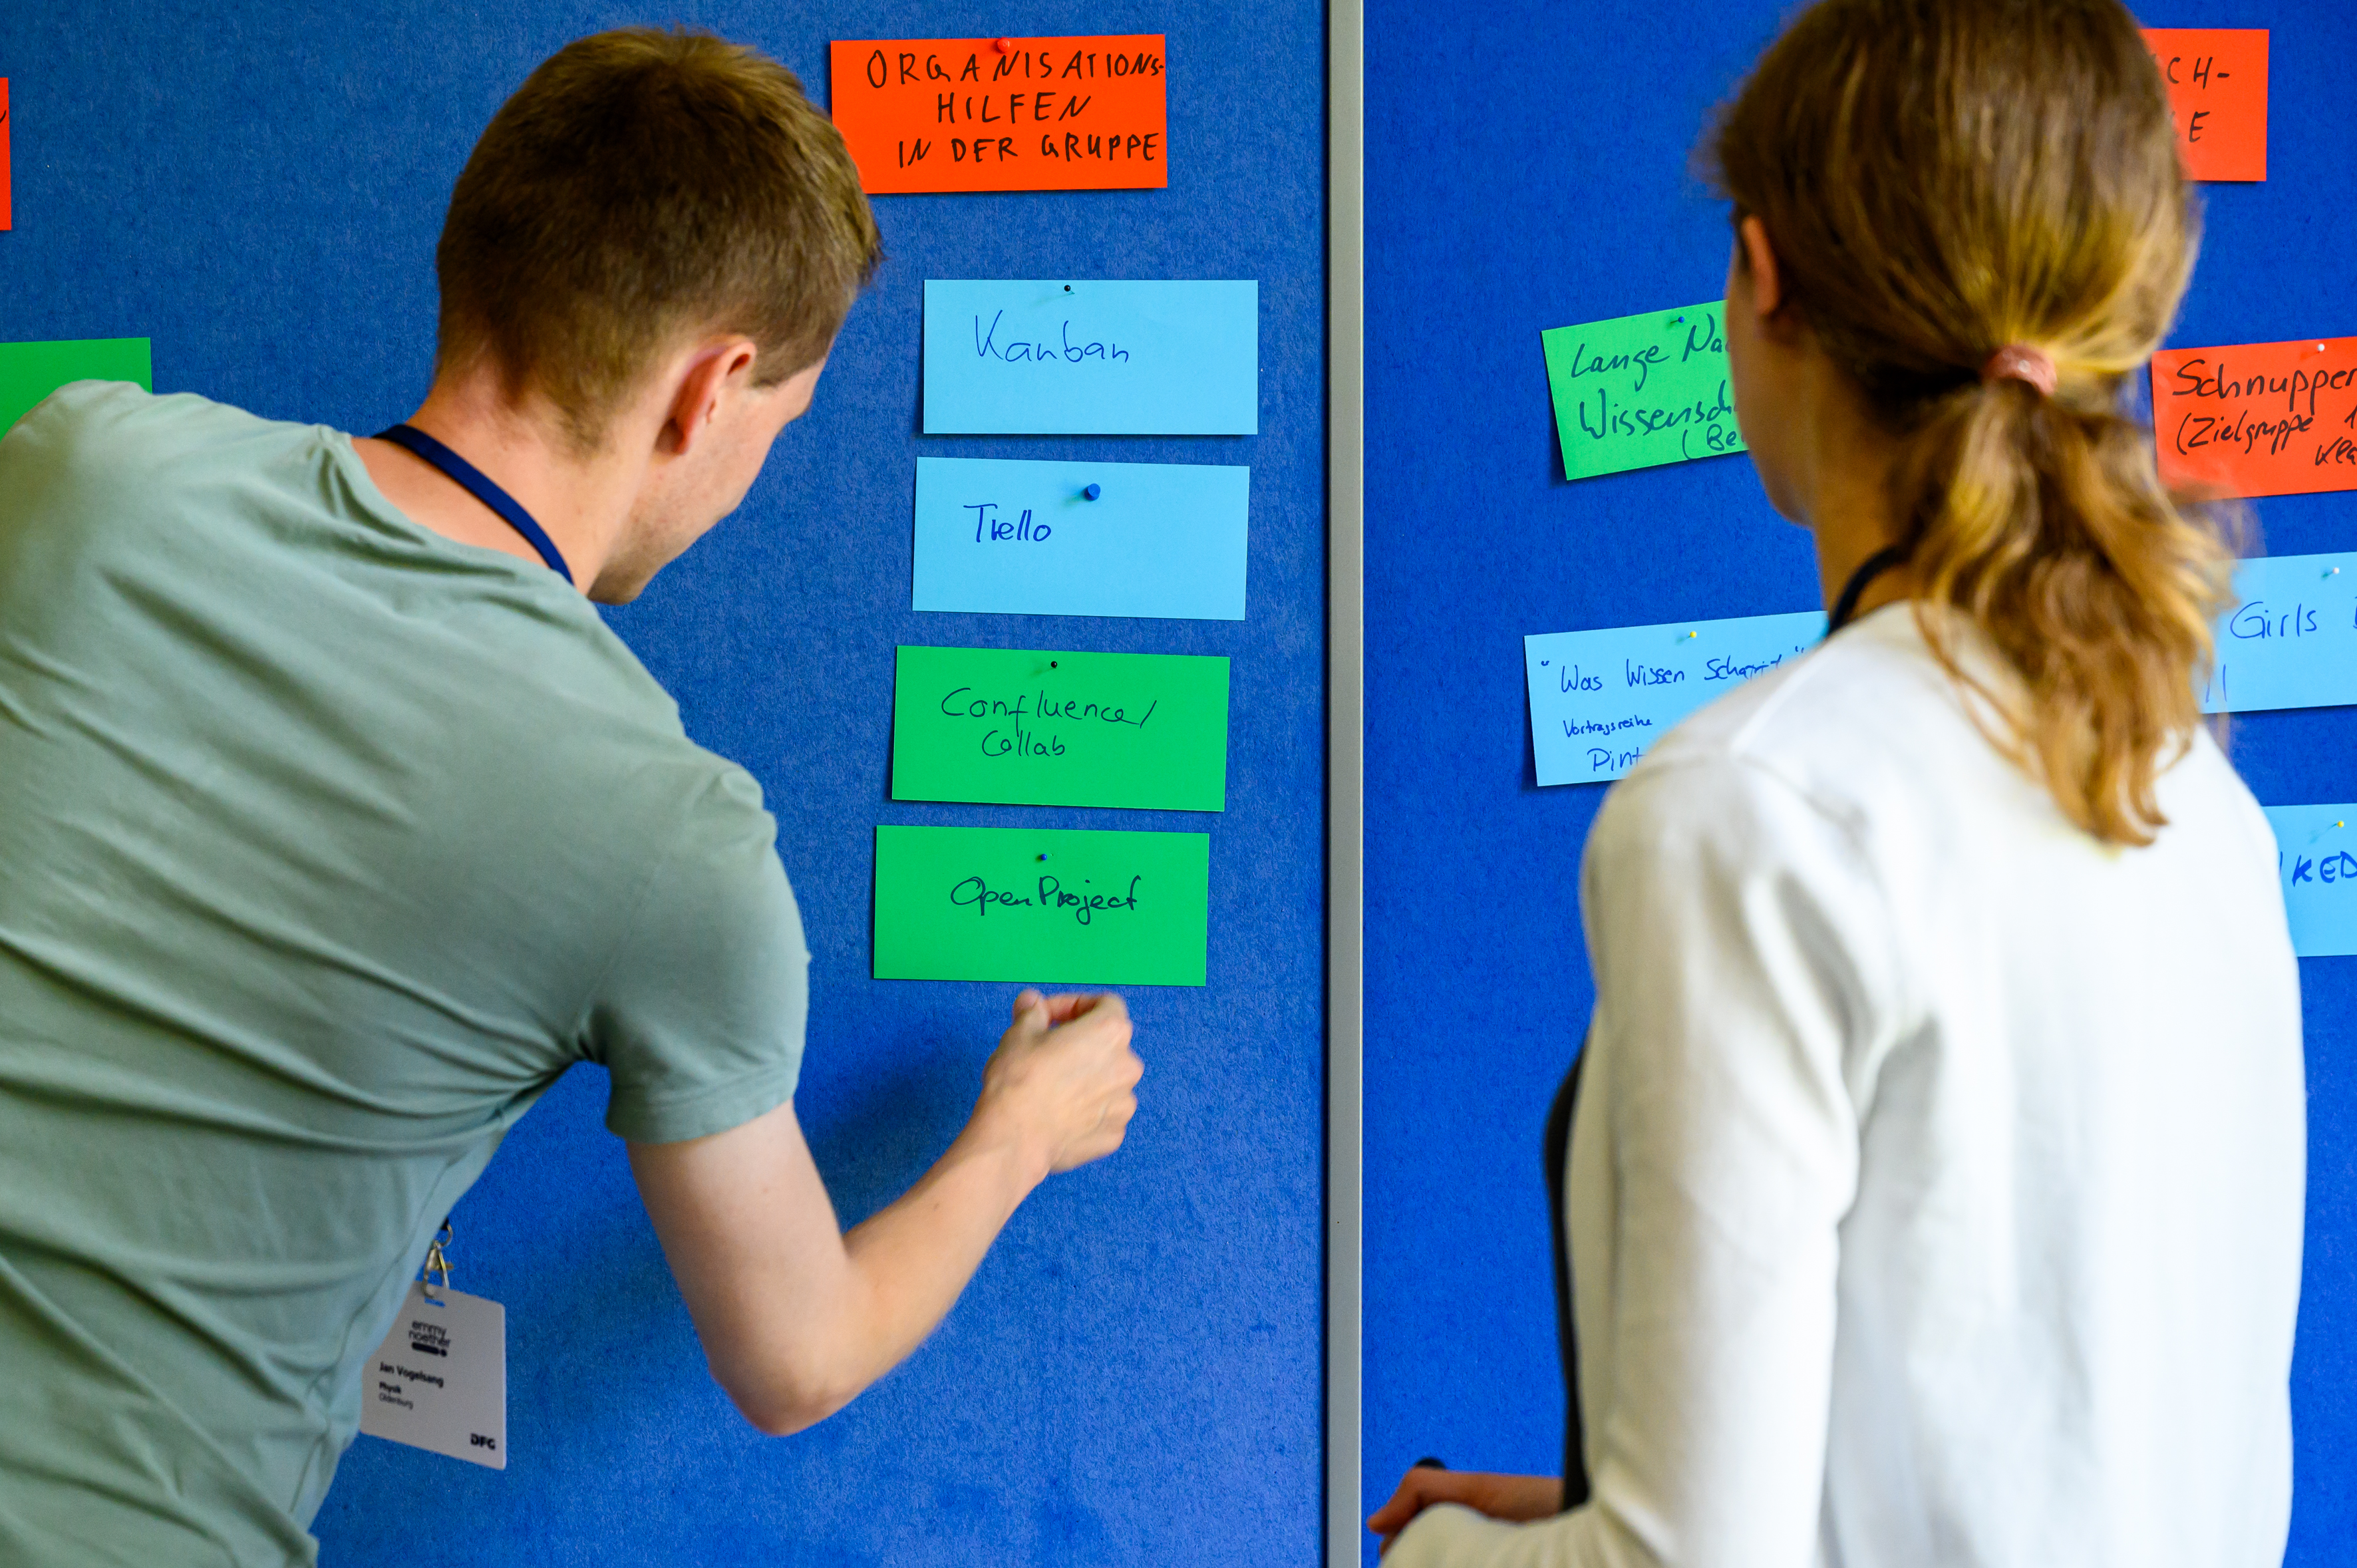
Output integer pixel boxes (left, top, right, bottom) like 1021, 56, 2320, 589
2141, 29, 2267, 181
1, 80, 12, 232
2151, 337, 2357, 500
830, 37, 1167, 194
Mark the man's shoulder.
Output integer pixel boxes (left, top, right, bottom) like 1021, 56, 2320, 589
10, 381, 291, 468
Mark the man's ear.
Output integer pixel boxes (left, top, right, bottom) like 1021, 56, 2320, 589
1738, 214, 1784, 320
661, 338, 760, 457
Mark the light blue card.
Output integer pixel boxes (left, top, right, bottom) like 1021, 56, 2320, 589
912, 456, 1249, 621
922, 279, 1258, 434
2201, 551, 2357, 713
1526, 611, 1826, 786
2262, 804, 2357, 958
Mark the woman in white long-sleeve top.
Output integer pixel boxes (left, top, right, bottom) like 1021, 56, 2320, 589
1369, 1, 2306, 1563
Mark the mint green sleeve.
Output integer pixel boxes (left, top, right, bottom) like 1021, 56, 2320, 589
583, 765, 811, 1144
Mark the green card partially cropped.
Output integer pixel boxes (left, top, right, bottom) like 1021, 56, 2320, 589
0, 337, 153, 432
1539, 302, 1744, 480
891, 646, 1229, 811
873, 825, 1209, 987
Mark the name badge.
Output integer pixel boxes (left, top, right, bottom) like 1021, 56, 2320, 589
358, 1282, 507, 1469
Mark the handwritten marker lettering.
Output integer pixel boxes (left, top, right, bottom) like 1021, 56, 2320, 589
973, 310, 1132, 365
2197, 553, 2357, 714
963, 502, 1051, 545
1542, 301, 1748, 481
951, 872, 1144, 926
2152, 336, 2357, 499
830, 36, 1168, 194
1526, 610, 1827, 786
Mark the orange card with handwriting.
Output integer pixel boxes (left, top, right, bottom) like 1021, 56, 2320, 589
1, 80, 13, 232
2141, 29, 2267, 181
2152, 337, 2357, 500
830, 37, 1167, 194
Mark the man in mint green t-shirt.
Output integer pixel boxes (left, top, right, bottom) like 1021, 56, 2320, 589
0, 30, 1142, 1567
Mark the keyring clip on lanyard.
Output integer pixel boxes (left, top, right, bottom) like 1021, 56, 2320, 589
373, 424, 574, 585
420, 1215, 456, 1301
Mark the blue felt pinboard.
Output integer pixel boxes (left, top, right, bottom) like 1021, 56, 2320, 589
1364, 3, 2357, 1565
1, 3, 1324, 1564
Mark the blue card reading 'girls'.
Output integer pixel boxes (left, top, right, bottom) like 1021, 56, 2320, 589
2263, 804, 2357, 958
921, 279, 1258, 434
1525, 610, 1827, 786
911, 456, 1249, 621
2201, 551, 2357, 714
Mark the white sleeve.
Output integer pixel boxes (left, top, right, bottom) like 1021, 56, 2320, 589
1387, 754, 1901, 1568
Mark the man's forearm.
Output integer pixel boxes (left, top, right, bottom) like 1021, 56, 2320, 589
830, 1117, 1047, 1394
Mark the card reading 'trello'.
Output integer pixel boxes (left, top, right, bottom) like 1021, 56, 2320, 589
911, 456, 1248, 621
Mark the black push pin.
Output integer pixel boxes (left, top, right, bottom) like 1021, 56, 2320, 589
1082, 483, 1102, 500
1063, 283, 1074, 292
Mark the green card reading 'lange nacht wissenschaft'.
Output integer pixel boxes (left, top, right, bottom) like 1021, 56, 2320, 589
1539, 302, 1744, 481
891, 646, 1229, 811
873, 824, 1209, 987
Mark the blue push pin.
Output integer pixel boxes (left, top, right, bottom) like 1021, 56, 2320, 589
1082, 483, 1102, 501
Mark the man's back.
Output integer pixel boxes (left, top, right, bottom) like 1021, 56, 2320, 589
0, 382, 808, 1565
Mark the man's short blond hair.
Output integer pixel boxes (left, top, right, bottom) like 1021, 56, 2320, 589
435, 28, 882, 451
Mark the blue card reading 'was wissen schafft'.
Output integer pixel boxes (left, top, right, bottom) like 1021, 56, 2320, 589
2201, 551, 2357, 714
2263, 804, 2357, 958
911, 456, 1249, 621
1525, 610, 1827, 786
921, 279, 1257, 434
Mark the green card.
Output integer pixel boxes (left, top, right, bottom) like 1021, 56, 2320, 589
873, 824, 1209, 987
1, 337, 153, 433
892, 646, 1229, 811
1539, 303, 1744, 481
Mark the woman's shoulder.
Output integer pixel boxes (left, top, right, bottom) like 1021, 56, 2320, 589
1597, 597, 2275, 896
1630, 602, 2026, 810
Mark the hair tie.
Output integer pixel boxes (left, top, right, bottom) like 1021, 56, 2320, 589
1981, 344, 2058, 398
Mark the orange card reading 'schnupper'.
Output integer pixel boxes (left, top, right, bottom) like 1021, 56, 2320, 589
2141, 29, 2267, 182
830, 37, 1166, 195
2151, 337, 2357, 500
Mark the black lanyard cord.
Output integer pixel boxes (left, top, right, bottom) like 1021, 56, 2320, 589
1827, 542, 1913, 635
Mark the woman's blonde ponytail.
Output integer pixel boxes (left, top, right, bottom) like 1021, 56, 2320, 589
1710, 0, 2237, 845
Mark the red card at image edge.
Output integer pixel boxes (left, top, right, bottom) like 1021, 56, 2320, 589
1, 80, 13, 232
2151, 337, 2357, 501
830, 37, 1167, 194
2141, 29, 2267, 182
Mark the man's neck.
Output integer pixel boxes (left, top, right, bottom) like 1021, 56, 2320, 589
353, 375, 642, 591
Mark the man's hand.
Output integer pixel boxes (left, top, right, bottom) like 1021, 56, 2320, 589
969, 991, 1142, 1181
1366, 1469, 1563, 1555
